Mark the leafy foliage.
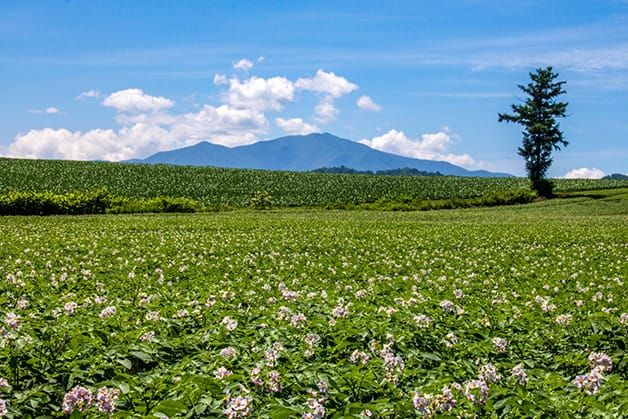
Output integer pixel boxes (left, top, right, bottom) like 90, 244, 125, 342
250, 190, 273, 210
499, 67, 569, 196
0, 191, 200, 215
1, 158, 625, 208
0, 194, 626, 416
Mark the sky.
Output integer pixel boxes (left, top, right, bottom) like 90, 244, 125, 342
1, 0, 627, 177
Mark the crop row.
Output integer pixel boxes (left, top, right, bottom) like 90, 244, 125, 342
1, 158, 625, 207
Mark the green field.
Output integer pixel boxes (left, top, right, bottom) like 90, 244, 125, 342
1, 158, 626, 207
0, 190, 626, 417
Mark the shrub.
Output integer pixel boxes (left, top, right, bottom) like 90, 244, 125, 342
250, 190, 273, 210
0, 190, 110, 215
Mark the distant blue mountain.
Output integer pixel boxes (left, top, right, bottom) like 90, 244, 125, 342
131, 133, 511, 177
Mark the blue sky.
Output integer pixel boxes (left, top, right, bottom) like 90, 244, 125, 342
1, 0, 627, 177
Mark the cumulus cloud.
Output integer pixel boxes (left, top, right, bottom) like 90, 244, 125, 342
275, 117, 319, 135
296, 69, 358, 97
356, 95, 382, 111
224, 76, 295, 112
76, 90, 100, 100
103, 88, 174, 113
6, 68, 362, 160
233, 58, 254, 71
562, 167, 606, 179
314, 96, 339, 123
359, 129, 476, 168
7, 101, 267, 161
296, 69, 358, 124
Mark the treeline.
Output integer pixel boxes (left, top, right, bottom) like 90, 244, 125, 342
0, 188, 540, 215
311, 166, 443, 176
603, 173, 628, 180
0, 190, 200, 215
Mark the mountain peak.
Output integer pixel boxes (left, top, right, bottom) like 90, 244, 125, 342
135, 133, 511, 177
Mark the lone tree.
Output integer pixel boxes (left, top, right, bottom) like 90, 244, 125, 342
499, 66, 568, 196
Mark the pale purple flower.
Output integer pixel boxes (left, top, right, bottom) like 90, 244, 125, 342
0, 398, 6, 417
349, 350, 370, 365
64, 302, 78, 315
290, 313, 307, 328
96, 387, 120, 413
220, 347, 237, 359
492, 337, 508, 353
413, 314, 433, 329
511, 364, 528, 385
439, 300, 455, 313
214, 367, 232, 380
574, 369, 604, 395
304, 333, 320, 347
62, 386, 94, 414
99, 306, 116, 319
265, 347, 280, 367
267, 370, 282, 392
479, 363, 501, 383
250, 367, 264, 387
332, 303, 348, 318
555, 314, 572, 327
222, 316, 238, 331
588, 352, 612, 372
4, 313, 20, 329
464, 379, 488, 405
223, 393, 253, 418
412, 392, 432, 416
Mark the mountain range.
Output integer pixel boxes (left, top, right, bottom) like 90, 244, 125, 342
130, 133, 511, 177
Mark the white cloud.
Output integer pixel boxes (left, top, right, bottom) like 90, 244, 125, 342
296, 69, 358, 98
562, 167, 606, 179
233, 58, 254, 71
275, 117, 319, 135
76, 90, 100, 100
7, 101, 268, 161
103, 88, 174, 113
296, 69, 358, 124
213, 74, 228, 85
224, 76, 295, 112
257, 56, 265, 63
6, 68, 361, 160
356, 95, 381, 111
359, 129, 476, 168
313, 96, 339, 123
29, 107, 60, 114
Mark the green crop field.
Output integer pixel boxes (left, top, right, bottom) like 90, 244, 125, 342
1, 158, 626, 207
0, 189, 626, 417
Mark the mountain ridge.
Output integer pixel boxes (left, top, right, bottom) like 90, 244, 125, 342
131, 133, 511, 177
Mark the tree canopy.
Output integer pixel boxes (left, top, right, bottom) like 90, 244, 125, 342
499, 66, 568, 196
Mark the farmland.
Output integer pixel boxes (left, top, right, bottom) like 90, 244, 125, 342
0, 190, 626, 417
1, 158, 626, 207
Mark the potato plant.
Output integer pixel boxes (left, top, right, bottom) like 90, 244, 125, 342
0, 194, 626, 417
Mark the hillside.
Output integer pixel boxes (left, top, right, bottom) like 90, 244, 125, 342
133, 133, 512, 177
1, 158, 625, 208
